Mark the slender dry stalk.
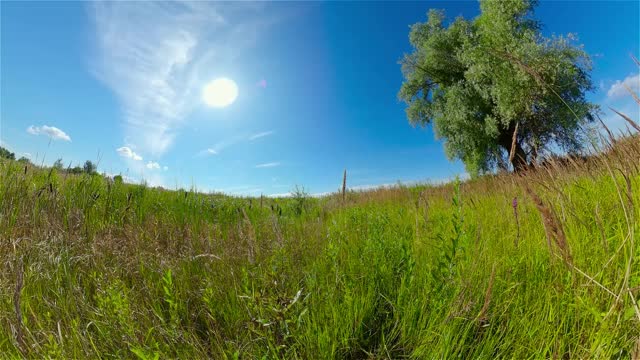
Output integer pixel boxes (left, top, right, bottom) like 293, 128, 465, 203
624, 84, 640, 105
509, 121, 519, 165
594, 204, 608, 254
598, 151, 637, 321
554, 253, 617, 298
14, 256, 25, 354
512, 196, 520, 248
627, 287, 640, 323
477, 264, 497, 326
342, 169, 347, 203
271, 212, 284, 247
615, 168, 635, 212
240, 208, 256, 264
57, 321, 64, 348
610, 107, 640, 133
193, 253, 222, 261
597, 114, 617, 146
525, 186, 573, 266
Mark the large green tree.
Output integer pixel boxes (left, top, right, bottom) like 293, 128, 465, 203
399, 0, 597, 174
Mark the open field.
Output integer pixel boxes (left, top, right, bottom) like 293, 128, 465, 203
2, 0, 639, 358
1, 132, 639, 359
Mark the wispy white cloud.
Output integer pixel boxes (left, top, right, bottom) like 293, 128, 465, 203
198, 130, 277, 157
197, 132, 250, 156
607, 73, 640, 99
146, 161, 161, 170
255, 162, 280, 168
89, 2, 275, 156
163, 166, 169, 171
249, 130, 274, 140
198, 148, 218, 157
116, 146, 143, 161
27, 125, 71, 142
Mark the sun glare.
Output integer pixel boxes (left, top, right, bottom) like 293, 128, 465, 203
202, 78, 238, 108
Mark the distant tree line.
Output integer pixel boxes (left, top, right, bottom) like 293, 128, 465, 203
0, 146, 15, 161
0, 147, 31, 164
0, 146, 98, 175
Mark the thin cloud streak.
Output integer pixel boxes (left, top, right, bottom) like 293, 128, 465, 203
255, 162, 280, 168
249, 130, 274, 140
197, 148, 218, 157
198, 130, 272, 157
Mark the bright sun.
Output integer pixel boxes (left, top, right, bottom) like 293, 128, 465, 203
202, 78, 238, 108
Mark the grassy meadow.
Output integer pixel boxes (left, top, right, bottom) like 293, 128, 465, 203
1, 130, 639, 358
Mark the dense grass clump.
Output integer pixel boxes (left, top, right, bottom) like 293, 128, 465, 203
1, 133, 639, 358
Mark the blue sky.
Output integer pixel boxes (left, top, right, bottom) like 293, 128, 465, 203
1, 1, 638, 196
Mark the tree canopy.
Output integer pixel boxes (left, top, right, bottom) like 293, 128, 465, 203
53, 158, 64, 171
399, 0, 597, 174
17, 156, 31, 164
0, 146, 15, 160
83, 160, 97, 175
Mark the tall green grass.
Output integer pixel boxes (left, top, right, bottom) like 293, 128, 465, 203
1, 132, 638, 358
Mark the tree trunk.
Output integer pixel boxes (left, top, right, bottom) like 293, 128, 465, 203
499, 122, 529, 172
510, 142, 528, 172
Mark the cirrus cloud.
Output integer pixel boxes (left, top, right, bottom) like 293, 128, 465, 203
198, 148, 218, 157
255, 162, 280, 168
249, 130, 275, 141
26, 125, 71, 142
89, 2, 276, 156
